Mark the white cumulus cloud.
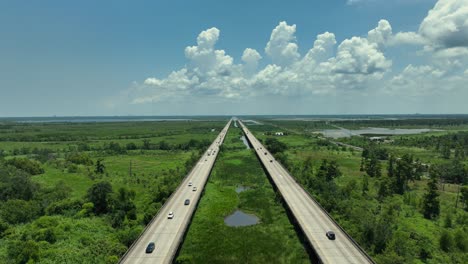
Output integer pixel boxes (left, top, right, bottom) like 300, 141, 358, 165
386, 63, 467, 97
265, 21, 300, 66
303, 32, 337, 63
390, 31, 427, 46
184, 27, 234, 74
332, 37, 392, 75
242, 48, 262, 74
119, 0, 466, 108
419, 0, 468, 50
368, 19, 393, 48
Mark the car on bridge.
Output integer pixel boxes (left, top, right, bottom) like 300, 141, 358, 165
184, 199, 190, 205
168, 212, 174, 219
145, 242, 155, 253
188, 182, 192, 186
326, 231, 336, 240
193, 187, 197, 191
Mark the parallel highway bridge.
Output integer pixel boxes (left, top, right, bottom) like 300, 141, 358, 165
120, 118, 374, 264
119, 120, 231, 264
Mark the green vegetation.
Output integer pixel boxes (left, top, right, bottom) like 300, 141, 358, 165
0, 120, 226, 263
246, 119, 468, 263
2, 117, 467, 263
176, 124, 309, 264
331, 117, 468, 129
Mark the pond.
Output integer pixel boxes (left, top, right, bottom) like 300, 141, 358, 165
235, 185, 249, 193
320, 127, 439, 139
224, 210, 259, 227
240, 136, 250, 149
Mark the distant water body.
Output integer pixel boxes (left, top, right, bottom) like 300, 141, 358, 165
321, 127, 439, 138
1, 116, 195, 123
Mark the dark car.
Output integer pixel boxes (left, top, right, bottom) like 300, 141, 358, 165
184, 199, 190, 205
146, 242, 155, 253
270, 160, 273, 162
264, 152, 267, 155
326, 231, 336, 240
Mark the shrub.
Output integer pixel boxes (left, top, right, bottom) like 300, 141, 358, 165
440, 230, 454, 252
0, 199, 41, 224
264, 137, 287, 154
4, 158, 44, 175
45, 199, 82, 216
66, 152, 93, 166
454, 229, 468, 252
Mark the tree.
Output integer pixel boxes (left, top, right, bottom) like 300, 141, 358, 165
439, 230, 454, 252
444, 212, 453, 228
0, 167, 39, 201
66, 152, 93, 165
448, 159, 467, 184
158, 140, 171, 150
326, 160, 342, 181
0, 199, 41, 224
77, 202, 94, 217
302, 156, 313, 176
299, 157, 314, 187
378, 177, 392, 200
461, 186, 468, 211
95, 159, 105, 174
108, 142, 126, 154
112, 187, 137, 225
413, 159, 424, 180
441, 144, 451, 159
422, 178, 440, 219
454, 229, 468, 252
393, 154, 414, 194
264, 137, 287, 154
126, 142, 137, 150
362, 174, 369, 195
7, 240, 40, 264
86, 181, 113, 214
118, 226, 143, 247
111, 210, 126, 228
454, 145, 463, 159
142, 139, 151, 150
4, 158, 44, 175
387, 156, 395, 178
316, 159, 341, 182
383, 231, 417, 262
365, 154, 381, 177
273, 150, 287, 165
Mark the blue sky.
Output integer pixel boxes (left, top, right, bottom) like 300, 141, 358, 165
1, 0, 467, 116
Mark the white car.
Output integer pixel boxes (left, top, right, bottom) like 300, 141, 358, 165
188, 182, 193, 186
168, 212, 174, 219
192, 187, 197, 191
